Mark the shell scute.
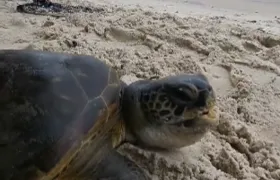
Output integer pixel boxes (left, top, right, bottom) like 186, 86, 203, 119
64, 55, 110, 100
101, 84, 121, 108
77, 97, 107, 135
0, 50, 122, 179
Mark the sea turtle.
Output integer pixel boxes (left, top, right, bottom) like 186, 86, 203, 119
0, 49, 219, 180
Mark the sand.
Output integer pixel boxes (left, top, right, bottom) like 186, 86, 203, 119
1, 0, 280, 179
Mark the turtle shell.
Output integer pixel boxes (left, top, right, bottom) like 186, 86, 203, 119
0, 49, 122, 179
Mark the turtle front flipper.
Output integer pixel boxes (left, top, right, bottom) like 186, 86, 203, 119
94, 149, 150, 180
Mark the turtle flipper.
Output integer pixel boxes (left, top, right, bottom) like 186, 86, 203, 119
95, 150, 150, 180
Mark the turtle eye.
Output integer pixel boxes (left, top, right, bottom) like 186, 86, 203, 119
165, 84, 198, 106
176, 87, 195, 101
195, 90, 209, 107
178, 83, 198, 101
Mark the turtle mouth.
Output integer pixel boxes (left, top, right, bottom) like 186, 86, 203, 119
198, 105, 220, 125
174, 105, 219, 128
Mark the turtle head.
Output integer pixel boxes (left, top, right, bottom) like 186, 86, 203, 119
121, 73, 219, 150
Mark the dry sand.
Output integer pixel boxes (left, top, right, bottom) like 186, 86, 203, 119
1, 0, 280, 179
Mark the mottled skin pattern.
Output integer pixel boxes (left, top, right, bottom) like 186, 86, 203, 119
122, 74, 219, 150
0, 49, 219, 180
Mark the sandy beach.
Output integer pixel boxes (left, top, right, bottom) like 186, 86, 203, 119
1, 0, 280, 179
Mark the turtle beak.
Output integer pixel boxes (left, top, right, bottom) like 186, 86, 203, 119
199, 104, 219, 125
